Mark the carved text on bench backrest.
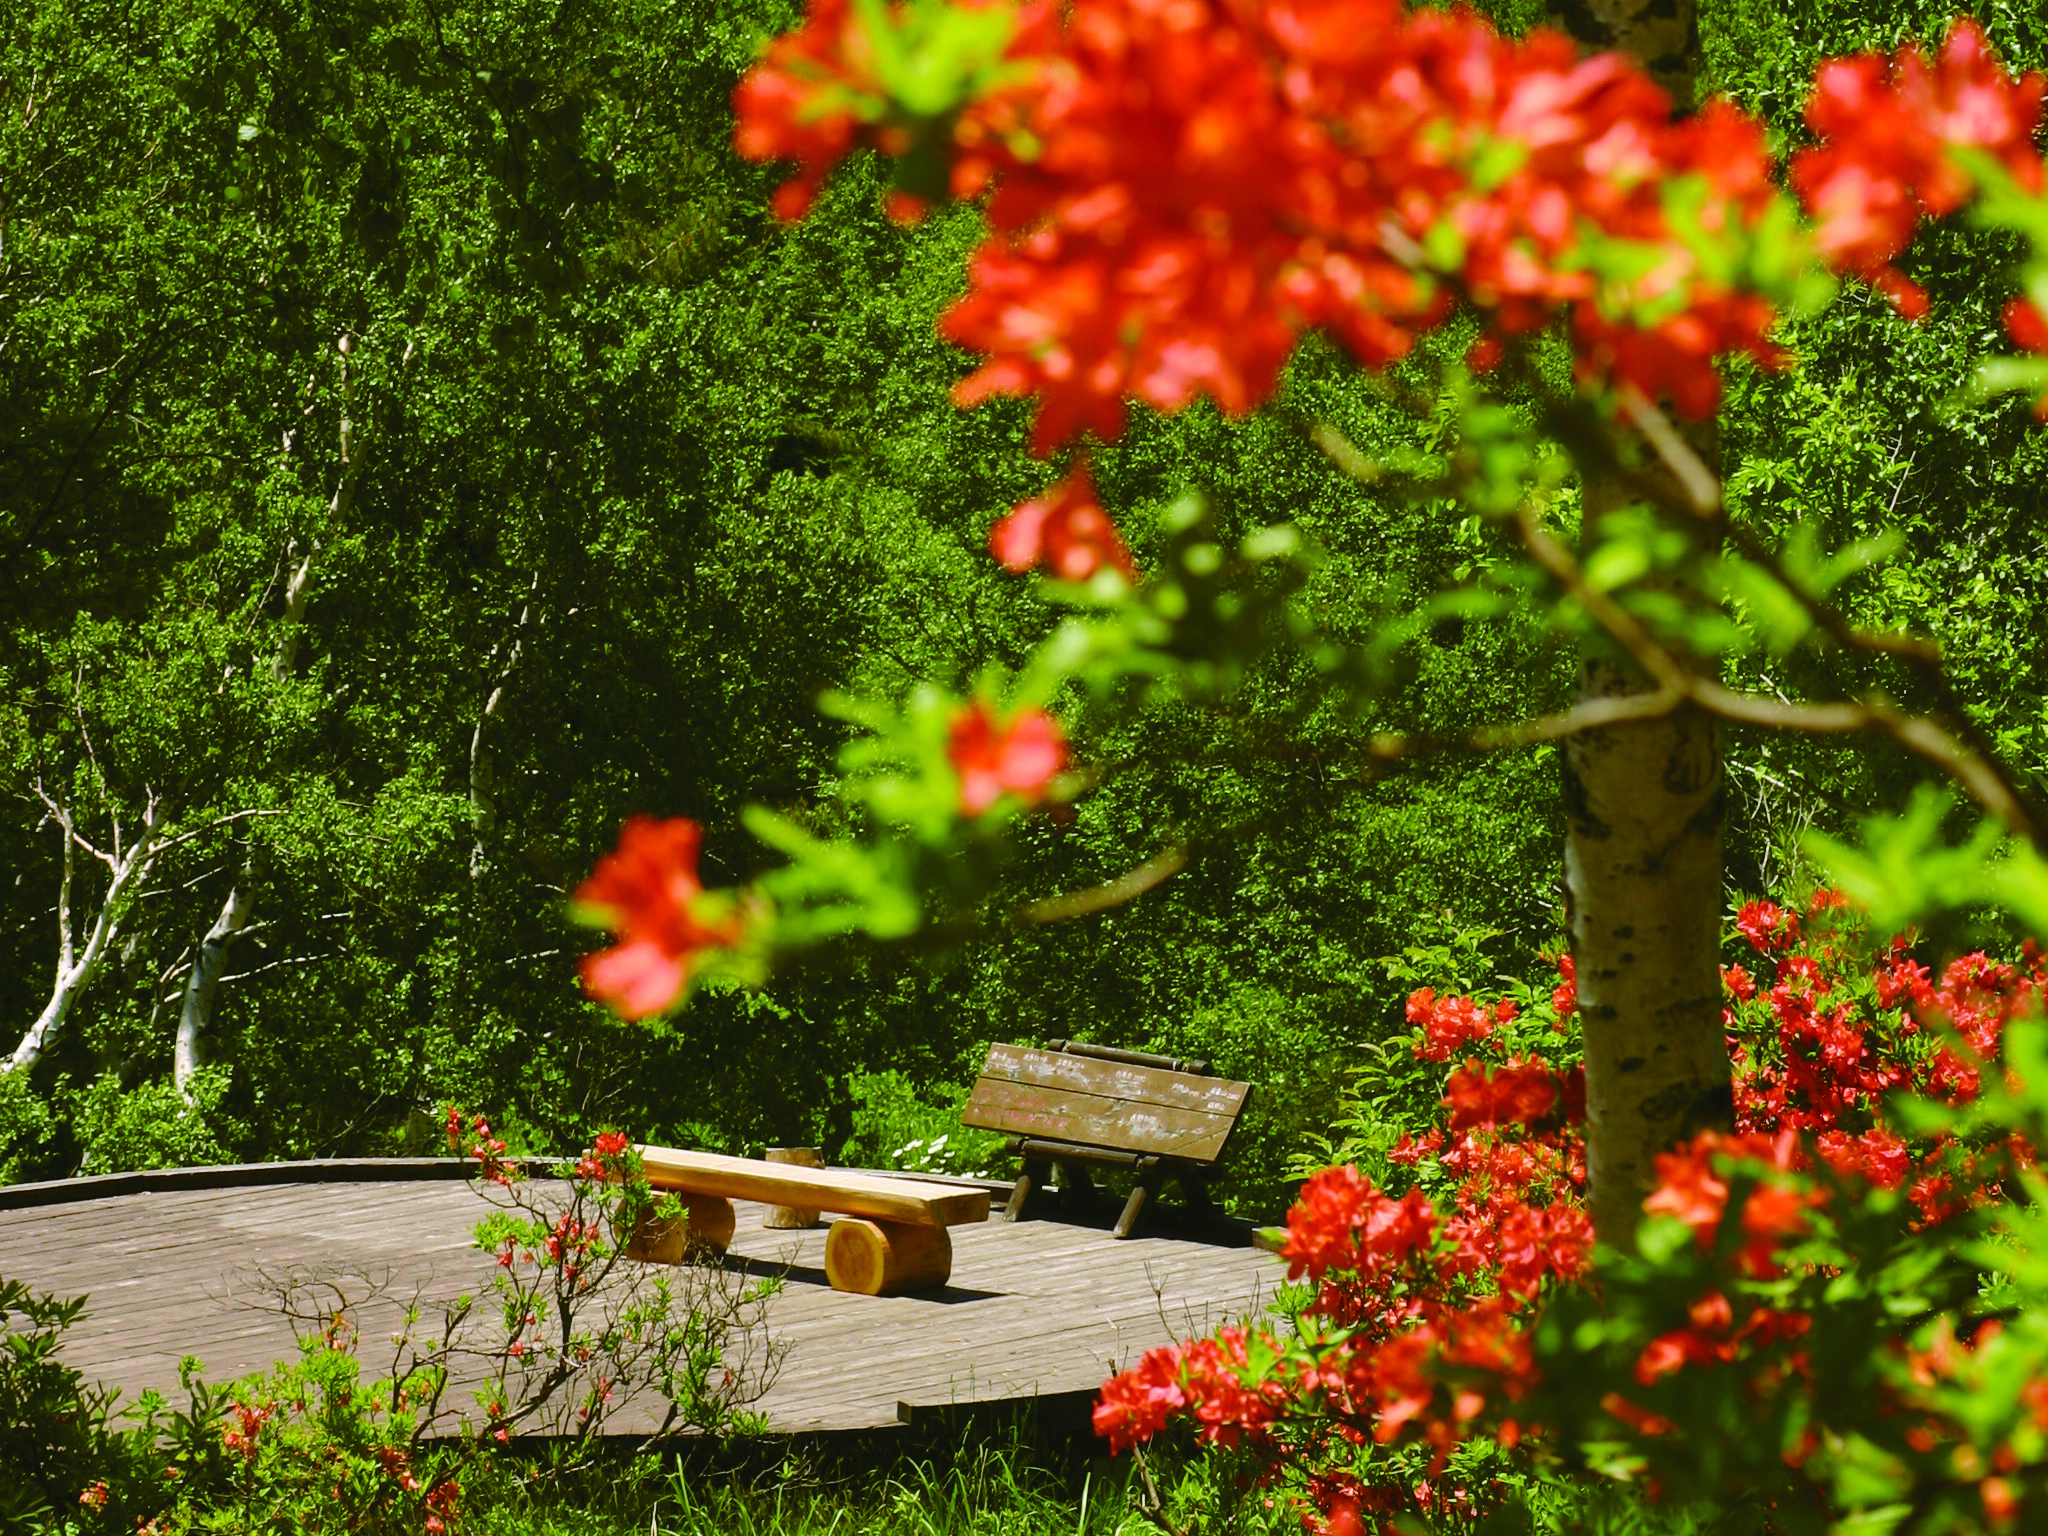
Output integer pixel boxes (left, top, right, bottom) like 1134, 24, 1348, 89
961, 1046, 1250, 1163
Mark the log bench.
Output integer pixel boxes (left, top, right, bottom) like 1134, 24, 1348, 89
622, 1145, 991, 1295
961, 1042, 1251, 1239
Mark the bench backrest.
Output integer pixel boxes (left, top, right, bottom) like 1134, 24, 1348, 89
960, 1044, 1251, 1164
632, 1145, 991, 1227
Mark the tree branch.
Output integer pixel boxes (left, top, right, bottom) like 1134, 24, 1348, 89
1015, 845, 1189, 925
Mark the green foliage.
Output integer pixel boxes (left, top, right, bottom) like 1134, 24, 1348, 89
0, 1073, 58, 1187
839, 1068, 1003, 1177
64, 1070, 238, 1177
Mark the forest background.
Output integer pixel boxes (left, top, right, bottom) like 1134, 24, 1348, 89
3, 0, 2045, 1209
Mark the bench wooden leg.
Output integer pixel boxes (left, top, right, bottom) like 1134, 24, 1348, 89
825, 1218, 952, 1295
1005, 1157, 1050, 1223
623, 1196, 736, 1264
1057, 1161, 1096, 1212
1113, 1164, 1166, 1240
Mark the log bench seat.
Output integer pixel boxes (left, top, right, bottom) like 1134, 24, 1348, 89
622, 1145, 991, 1295
962, 1042, 1252, 1238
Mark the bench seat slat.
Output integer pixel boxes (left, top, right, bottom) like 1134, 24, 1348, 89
971, 1045, 1250, 1120
632, 1145, 990, 1228
961, 1077, 1239, 1162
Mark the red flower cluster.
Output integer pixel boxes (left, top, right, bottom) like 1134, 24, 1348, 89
736, 0, 1819, 468
1099, 892, 2048, 1532
731, 0, 1034, 222
1094, 1326, 1290, 1453
574, 816, 744, 1020
421, 1477, 461, 1536
1406, 988, 1511, 1062
376, 1444, 422, 1493
1549, 953, 1577, 1020
1632, 1287, 1811, 1386
220, 1400, 271, 1462
446, 1107, 515, 1187
1642, 1128, 1817, 1278
1790, 19, 2045, 318
1735, 898, 1799, 953
988, 462, 1136, 581
947, 699, 1068, 815
1099, 973, 1586, 1526
1443, 1059, 1562, 1131
1279, 1164, 1436, 1290
1729, 894, 2048, 1151
573, 1129, 633, 1181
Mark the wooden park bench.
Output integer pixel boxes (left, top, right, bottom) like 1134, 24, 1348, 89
961, 1042, 1251, 1239
623, 1145, 991, 1295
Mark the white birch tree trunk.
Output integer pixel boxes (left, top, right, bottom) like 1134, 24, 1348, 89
1540, 0, 1732, 1249
1565, 666, 1732, 1244
469, 573, 539, 878
9, 797, 166, 1074
172, 864, 255, 1091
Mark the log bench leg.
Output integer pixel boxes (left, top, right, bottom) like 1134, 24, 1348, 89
623, 1195, 737, 1264
825, 1218, 953, 1295
1113, 1163, 1167, 1240
1005, 1156, 1051, 1223
1057, 1160, 1096, 1212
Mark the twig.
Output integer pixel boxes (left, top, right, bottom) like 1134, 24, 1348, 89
1015, 846, 1189, 925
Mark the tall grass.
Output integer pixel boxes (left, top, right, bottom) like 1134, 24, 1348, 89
459, 1410, 1209, 1536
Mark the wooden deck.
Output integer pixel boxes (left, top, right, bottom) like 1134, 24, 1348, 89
0, 1173, 1281, 1435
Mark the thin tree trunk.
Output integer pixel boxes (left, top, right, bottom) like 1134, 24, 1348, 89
10, 798, 166, 1073
172, 859, 255, 1092
1565, 664, 1731, 1244
1547, 0, 1697, 109
469, 573, 539, 879
1546, 0, 1731, 1245
273, 332, 364, 683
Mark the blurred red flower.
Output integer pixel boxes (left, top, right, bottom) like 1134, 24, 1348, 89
575, 817, 742, 1019
948, 701, 1068, 816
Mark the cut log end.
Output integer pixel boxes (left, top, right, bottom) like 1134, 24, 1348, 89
761, 1146, 825, 1228
824, 1218, 952, 1295
622, 1195, 736, 1264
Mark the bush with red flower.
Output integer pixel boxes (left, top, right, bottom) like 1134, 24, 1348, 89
1089, 895, 2048, 1533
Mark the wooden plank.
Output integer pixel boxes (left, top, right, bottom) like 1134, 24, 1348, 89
632, 1146, 990, 1228
962, 1075, 1242, 1161
972, 1045, 1249, 1116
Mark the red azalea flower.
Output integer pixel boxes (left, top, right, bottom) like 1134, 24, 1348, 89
1444, 1059, 1560, 1131
1407, 988, 1498, 1062
989, 462, 1137, 581
1790, 20, 2044, 314
1736, 899, 1799, 954
575, 817, 744, 1019
947, 700, 1069, 815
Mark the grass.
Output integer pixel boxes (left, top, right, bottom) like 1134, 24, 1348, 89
442, 1406, 1234, 1536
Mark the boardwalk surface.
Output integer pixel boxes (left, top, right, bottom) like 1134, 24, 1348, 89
0, 1175, 1281, 1434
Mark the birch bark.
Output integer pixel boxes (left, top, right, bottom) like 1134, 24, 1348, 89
469, 573, 539, 879
1546, 0, 1733, 1245
9, 795, 166, 1073
1564, 663, 1732, 1244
